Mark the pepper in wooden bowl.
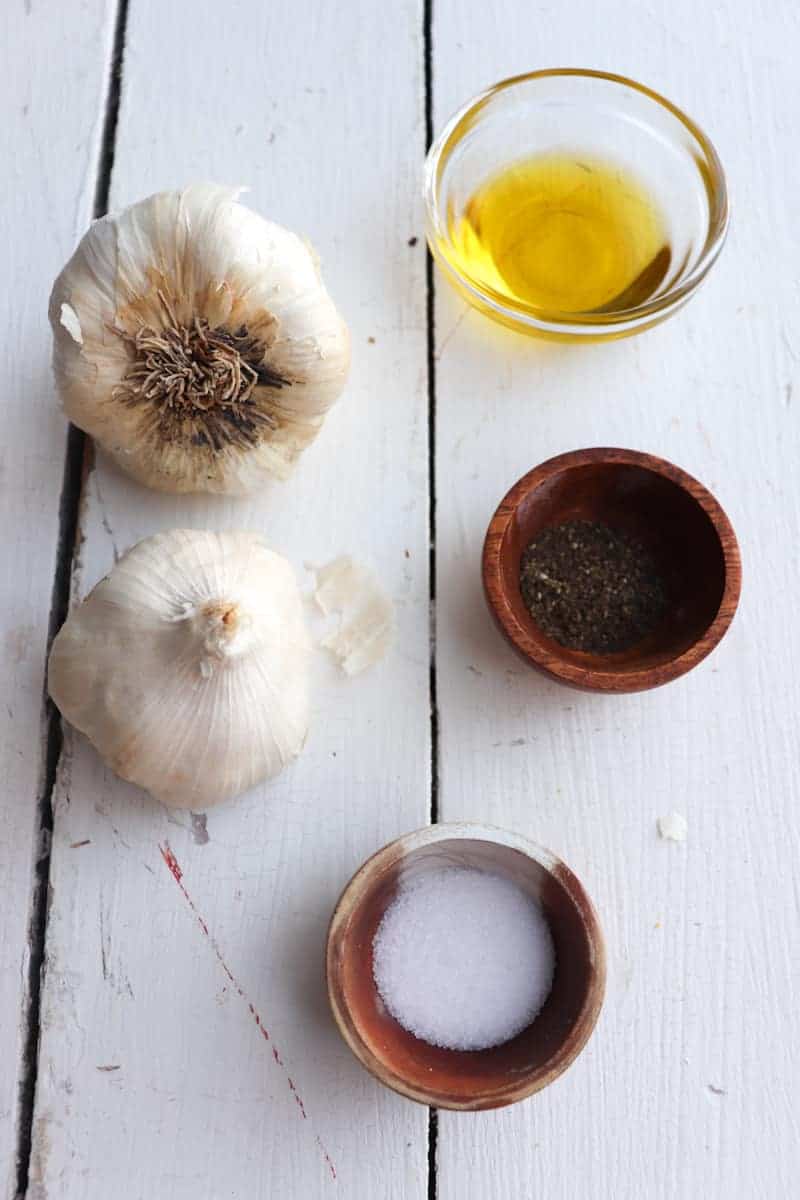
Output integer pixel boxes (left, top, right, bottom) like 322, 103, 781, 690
482, 448, 741, 693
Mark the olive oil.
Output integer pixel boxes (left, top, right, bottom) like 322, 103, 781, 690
449, 153, 670, 314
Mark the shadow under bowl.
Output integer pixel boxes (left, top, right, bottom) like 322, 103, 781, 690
482, 447, 741, 693
326, 823, 605, 1110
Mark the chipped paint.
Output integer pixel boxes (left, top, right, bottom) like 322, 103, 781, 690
190, 812, 209, 845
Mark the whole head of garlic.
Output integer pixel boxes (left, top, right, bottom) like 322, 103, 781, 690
49, 185, 350, 494
48, 529, 310, 809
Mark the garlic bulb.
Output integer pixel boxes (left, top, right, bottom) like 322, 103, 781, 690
49, 185, 350, 493
48, 530, 310, 808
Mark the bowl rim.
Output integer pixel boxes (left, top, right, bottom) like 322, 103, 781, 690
482, 447, 742, 692
326, 821, 606, 1110
423, 67, 730, 333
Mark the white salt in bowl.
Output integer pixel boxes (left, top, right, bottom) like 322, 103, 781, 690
326, 823, 605, 1110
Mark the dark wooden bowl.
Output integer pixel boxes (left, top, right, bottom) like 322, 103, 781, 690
482, 448, 741, 693
326, 824, 605, 1110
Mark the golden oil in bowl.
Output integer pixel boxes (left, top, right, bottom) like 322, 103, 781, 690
448, 153, 670, 315
424, 70, 729, 340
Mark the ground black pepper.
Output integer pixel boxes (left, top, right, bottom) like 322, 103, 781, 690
519, 520, 668, 653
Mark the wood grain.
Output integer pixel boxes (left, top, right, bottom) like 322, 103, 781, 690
433, 1, 800, 1197
0, 4, 117, 1195
29, 1, 429, 1197
6, 0, 800, 1196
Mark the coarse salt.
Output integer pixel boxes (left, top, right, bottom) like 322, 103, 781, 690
372, 866, 555, 1052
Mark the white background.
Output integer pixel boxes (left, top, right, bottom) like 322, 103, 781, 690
1, 1, 797, 1197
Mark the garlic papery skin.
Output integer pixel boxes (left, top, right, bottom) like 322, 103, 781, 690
312, 556, 394, 674
49, 185, 350, 494
48, 530, 311, 809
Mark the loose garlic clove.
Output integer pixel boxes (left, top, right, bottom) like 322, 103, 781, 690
49, 185, 350, 494
48, 529, 310, 809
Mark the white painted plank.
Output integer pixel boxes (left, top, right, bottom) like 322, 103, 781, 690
30, 1, 429, 1197
0, 4, 117, 1196
434, 2, 799, 1198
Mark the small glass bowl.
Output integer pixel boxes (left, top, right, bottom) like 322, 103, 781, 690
423, 69, 729, 341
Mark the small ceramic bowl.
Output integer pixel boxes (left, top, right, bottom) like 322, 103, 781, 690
424, 68, 729, 340
326, 823, 605, 1110
482, 448, 741, 693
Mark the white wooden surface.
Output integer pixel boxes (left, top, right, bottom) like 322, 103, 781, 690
434, 2, 800, 1198
26, 1, 430, 1197
3, 0, 798, 1197
0, 4, 117, 1196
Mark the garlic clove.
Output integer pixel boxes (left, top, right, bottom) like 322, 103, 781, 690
49, 185, 350, 494
48, 529, 311, 808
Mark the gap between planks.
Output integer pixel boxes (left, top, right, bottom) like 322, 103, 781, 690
424, 2, 440, 1199
14, 2, 131, 1196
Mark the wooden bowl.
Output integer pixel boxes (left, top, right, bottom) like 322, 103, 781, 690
326, 823, 605, 1110
482, 448, 741, 693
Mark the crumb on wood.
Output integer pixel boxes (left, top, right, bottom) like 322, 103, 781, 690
657, 811, 688, 843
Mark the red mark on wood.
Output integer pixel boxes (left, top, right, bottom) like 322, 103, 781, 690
317, 1136, 337, 1180
285, 1072, 307, 1118
160, 843, 183, 883
157, 842, 336, 1181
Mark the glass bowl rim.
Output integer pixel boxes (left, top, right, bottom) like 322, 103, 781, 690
423, 67, 730, 331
